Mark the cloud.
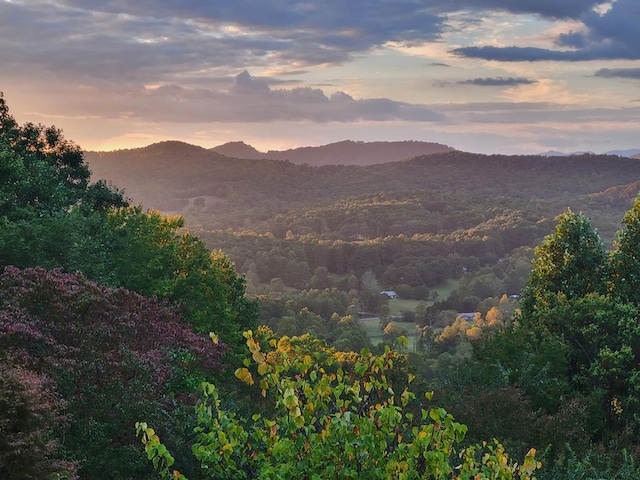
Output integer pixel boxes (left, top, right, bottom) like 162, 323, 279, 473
219, 72, 446, 122
452, 0, 640, 61
19, 0, 445, 74
47, 71, 446, 124
2, 0, 635, 90
435, 0, 601, 19
433, 101, 640, 126
595, 68, 640, 80
458, 77, 537, 86
452, 46, 574, 62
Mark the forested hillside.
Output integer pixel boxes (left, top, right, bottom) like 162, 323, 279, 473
0, 92, 544, 480
211, 139, 455, 165
85, 140, 640, 308
87, 142, 640, 234
86, 142, 640, 238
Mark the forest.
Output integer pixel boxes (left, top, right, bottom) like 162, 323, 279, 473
2, 91, 640, 479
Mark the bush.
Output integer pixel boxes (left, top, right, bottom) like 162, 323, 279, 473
0, 266, 226, 479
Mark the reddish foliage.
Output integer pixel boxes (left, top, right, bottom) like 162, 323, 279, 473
0, 266, 227, 478
0, 361, 77, 479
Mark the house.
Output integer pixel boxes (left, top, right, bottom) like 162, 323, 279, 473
380, 290, 399, 299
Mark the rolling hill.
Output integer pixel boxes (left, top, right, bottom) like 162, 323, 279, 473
83, 139, 640, 309
86, 140, 640, 244
210, 139, 455, 165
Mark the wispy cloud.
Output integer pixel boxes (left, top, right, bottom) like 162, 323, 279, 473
434, 0, 601, 19
458, 77, 537, 86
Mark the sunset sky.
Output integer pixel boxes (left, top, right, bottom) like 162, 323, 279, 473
1, 0, 639, 154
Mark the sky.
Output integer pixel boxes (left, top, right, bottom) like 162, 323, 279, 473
1, 0, 639, 155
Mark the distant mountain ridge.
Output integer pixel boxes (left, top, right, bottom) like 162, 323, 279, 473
540, 148, 640, 157
211, 139, 455, 165
85, 140, 640, 244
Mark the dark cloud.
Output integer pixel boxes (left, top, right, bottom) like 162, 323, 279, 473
458, 77, 537, 86
452, 0, 640, 61
61, 0, 444, 38
595, 68, 640, 80
51, 0, 445, 67
555, 31, 588, 49
452, 44, 639, 62
0, 0, 453, 90
2, 0, 635, 89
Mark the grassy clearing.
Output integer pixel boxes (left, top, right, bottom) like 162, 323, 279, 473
361, 279, 458, 349
358, 316, 421, 349
433, 279, 458, 301
388, 299, 419, 316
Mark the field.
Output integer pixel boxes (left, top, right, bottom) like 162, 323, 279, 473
359, 280, 459, 349
387, 298, 420, 316
358, 316, 421, 349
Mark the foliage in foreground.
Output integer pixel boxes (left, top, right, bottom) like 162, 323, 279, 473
138, 329, 540, 479
0, 267, 226, 479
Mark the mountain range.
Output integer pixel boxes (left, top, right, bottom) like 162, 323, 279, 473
210, 139, 455, 165
540, 148, 640, 158
85, 139, 640, 245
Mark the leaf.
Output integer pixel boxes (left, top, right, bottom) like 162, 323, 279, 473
235, 367, 254, 385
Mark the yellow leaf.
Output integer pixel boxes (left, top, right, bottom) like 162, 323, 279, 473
235, 367, 254, 385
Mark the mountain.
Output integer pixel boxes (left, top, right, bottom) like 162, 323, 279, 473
605, 149, 640, 157
634, 154, 640, 160
211, 139, 455, 165
213, 141, 263, 159
538, 150, 569, 157
86, 141, 640, 243
540, 148, 640, 157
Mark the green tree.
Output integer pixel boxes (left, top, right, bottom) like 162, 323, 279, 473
106, 207, 258, 351
0, 94, 89, 214
465, 204, 640, 470
332, 316, 373, 352
520, 209, 607, 324
0, 93, 127, 273
610, 196, 640, 305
